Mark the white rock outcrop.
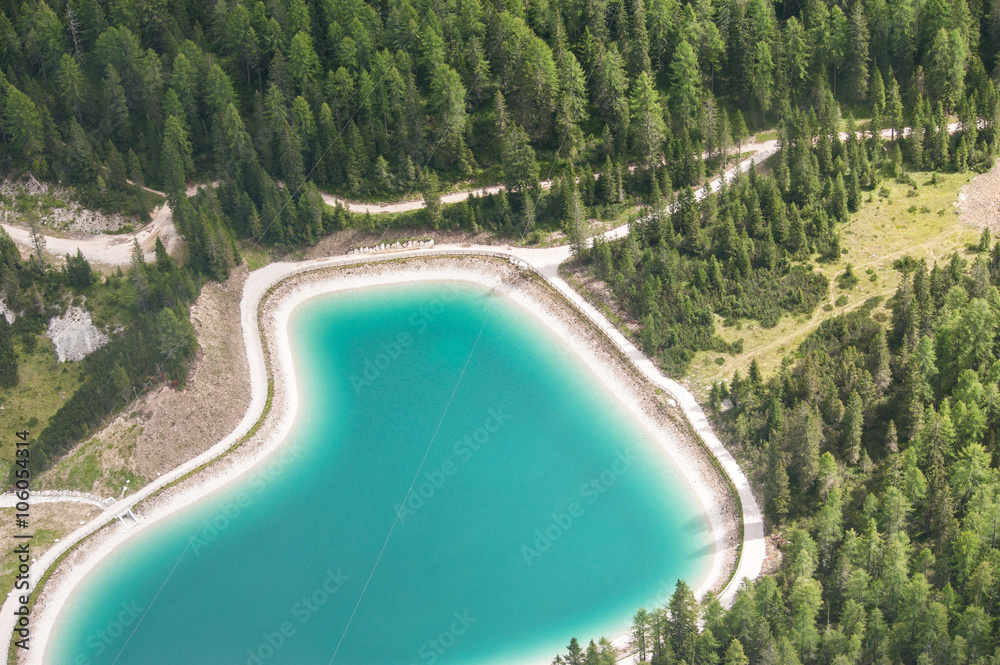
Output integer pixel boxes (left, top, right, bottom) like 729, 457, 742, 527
46, 306, 109, 362
0, 298, 16, 324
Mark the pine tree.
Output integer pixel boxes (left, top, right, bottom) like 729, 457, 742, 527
521, 195, 535, 236
103, 144, 126, 195
421, 170, 442, 229
153, 237, 171, 272
787, 206, 808, 255
501, 122, 540, 194
65, 248, 95, 288
847, 168, 861, 212
716, 110, 731, 168
885, 73, 904, 140
627, 0, 651, 74
870, 68, 886, 113
630, 608, 650, 663
0, 317, 17, 389
767, 459, 792, 524
129, 240, 149, 310
160, 132, 187, 197
831, 173, 848, 222
26, 213, 46, 268
563, 637, 584, 665
732, 110, 748, 161
843, 390, 864, 464
288, 31, 320, 91
344, 120, 368, 195
668, 580, 699, 662
2, 85, 44, 158
429, 63, 469, 169
670, 41, 701, 132
869, 328, 892, 393
100, 63, 130, 144
908, 104, 925, 168
566, 181, 587, 257
786, 402, 821, 492
724, 639, 749, 665
629, 71, 666, 166
126, 149, 143, 185
734, 234, 752, 278
57, 53, 86, 119
926, 28, 968, 111
884, 420, 899, 454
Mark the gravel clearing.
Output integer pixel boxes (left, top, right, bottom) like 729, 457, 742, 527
0, 177, 132, 234
957, 158, 1000, 233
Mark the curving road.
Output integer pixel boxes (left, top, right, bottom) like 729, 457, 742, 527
0, 137, 790, 661
0, 140, 779, 267
0, 122, 963, 267
3, 122, 970, 660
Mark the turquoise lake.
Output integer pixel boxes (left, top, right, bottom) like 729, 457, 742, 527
51, 281, 713, 665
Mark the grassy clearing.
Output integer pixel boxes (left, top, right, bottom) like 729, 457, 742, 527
38, 416, 148, 497
0, 503, 96, 585
684, 169, 979, 394
241, 244, 271, 271
0, 336, 84, 480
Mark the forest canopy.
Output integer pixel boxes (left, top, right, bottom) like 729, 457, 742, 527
2, 0, 999, 242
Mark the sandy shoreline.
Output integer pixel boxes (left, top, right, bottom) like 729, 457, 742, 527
12, 255, 742, 665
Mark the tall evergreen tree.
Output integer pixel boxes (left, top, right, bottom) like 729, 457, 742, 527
0, 317, 17, 389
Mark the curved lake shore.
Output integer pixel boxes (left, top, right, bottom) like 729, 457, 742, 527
4, 253, 757, 664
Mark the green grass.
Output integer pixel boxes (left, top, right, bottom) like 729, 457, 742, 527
0, 505, 96, 592
64, 451, 101, 490
684, 169, 978, 394
0, 336, 84, 479
40, 422, 148, 496
241, 244, 271, 271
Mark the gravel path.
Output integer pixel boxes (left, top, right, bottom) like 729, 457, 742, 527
0, 139, 781, 266
0, 491, 107, 509
0, 123, 963, 268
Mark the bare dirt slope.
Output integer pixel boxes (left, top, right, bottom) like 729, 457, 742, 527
38, 266, 251, 494
132, 265, 251, 477
958, 158, 1000, 233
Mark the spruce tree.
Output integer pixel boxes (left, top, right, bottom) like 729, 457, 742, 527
869, 68, 886, 113
831, 173, 848, 222
566, 182, 587, 257
724, 639, 749, 665
421, 171, 442, 229
786, 403, 821, 492
869, 329, 892, 393
0, 317, 17, 389
843, 390, 864, 465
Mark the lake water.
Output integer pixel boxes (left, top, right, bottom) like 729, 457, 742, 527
50, 281, 712, 665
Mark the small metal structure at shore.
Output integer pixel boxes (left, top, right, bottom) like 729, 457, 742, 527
116, 509, 139, 528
